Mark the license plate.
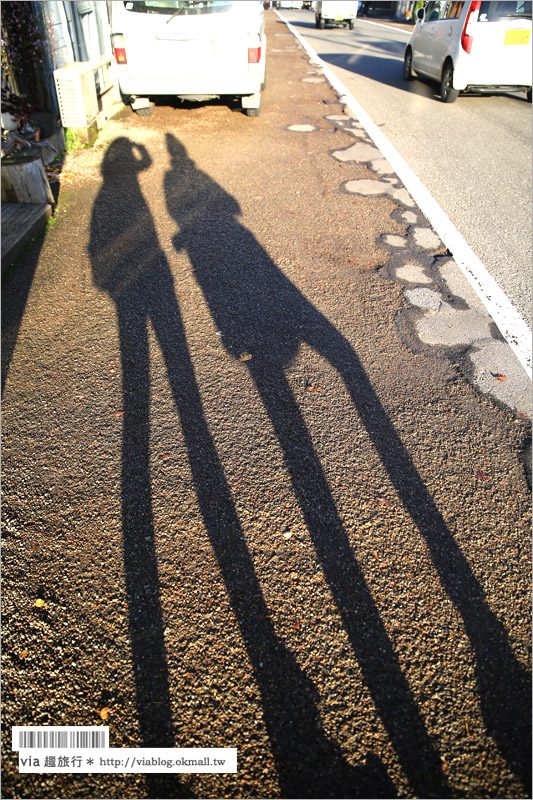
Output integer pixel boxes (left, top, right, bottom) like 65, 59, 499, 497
335, 14, 343, 20
504, 29, 530, 45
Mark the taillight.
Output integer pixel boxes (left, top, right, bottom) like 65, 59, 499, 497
461, 1, 481, 54
248, 46, 261, 64
112, 34, 127, 64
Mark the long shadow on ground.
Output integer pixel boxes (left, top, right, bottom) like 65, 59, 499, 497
88, 133, 530, 798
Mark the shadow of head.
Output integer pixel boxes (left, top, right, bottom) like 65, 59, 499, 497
100, 136, 152, 178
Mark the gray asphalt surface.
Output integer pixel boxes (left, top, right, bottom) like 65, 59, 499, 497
1, 11, 531, 800
281, 9, 533, 329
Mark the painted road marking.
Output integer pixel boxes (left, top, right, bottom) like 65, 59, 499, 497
276, 12, 532, 380
355, 19, 413, 35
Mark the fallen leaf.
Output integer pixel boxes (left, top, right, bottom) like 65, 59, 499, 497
161, 454, 170, 460
476, 469, 487, 481
491, 372, 507, 381
20, 649, 29, 658
306, 385, 322, 392
239, 353, 252, 362
113, 411, 124, 418
100, 707, 110, 720
34, 599, 46, 608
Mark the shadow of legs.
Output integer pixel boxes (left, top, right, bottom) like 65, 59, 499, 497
248, 360, 449, 797
319, 330, 532, 792
149, 298, 397, 798
118, 301, 193, 799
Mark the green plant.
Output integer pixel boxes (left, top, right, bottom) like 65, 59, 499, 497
64, 127, 82, 151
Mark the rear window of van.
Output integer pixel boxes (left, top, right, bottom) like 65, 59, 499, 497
123, 1, 235, 16
478, 1, 532, 21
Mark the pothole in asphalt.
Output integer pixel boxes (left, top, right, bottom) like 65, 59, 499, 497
412, 227, 443, 250
394, 263, 433, 285
404, 287, 443, 311
323, 106, 531, 419
341, 178, 415, 208
287, 124, 319, 132
383, 234, 406, 248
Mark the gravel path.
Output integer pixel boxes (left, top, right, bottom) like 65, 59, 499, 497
2, 13, 531, 799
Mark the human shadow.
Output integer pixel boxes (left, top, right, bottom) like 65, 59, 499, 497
89, 138, 193, 799
88, 137, 398, 798
164, 133, 531, 795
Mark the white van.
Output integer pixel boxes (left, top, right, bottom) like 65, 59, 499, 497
314, 1, 359, 28
404, 1, 532, 102
110, 0, 266, 116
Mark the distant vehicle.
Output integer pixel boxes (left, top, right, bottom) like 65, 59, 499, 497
404, 0, 532, 102
111, 0, 266, 117
315, 0, 359, 28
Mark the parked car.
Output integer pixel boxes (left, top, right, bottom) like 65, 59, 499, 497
111, 0, 266, 116
403, 0, 532, 102
359, 2, 393, 16
315, 0, 359, 28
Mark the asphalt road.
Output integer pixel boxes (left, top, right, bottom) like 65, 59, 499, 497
1, 11, 531, 800
280, 8, 533, 329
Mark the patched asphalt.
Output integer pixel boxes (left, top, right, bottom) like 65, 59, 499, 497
1, 11, 531, 800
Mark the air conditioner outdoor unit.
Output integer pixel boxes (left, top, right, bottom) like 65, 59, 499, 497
53, 61, 100, 128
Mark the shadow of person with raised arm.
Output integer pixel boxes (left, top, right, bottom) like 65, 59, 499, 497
89, 137, 398, 799
89, 137, 193, 799
164, 132, 531, 796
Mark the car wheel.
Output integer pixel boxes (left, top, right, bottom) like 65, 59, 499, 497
348, 19, 354, 29
440, 62, 459, 103
317, 14, 325, 28
134, 102, 155, 116
403, 48, 414, 81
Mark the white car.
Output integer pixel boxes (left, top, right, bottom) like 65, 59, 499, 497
314, 0, 359, 28
111, 0, 266, 116
403, 0, 532, 102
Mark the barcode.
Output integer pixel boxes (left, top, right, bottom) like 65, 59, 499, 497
13, 727, 109, 751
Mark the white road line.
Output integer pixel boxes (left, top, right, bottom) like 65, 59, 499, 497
355, 18, 412, 34
277, 12, 532, 379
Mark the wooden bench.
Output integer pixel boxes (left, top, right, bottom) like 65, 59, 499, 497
1, 202, 51, 272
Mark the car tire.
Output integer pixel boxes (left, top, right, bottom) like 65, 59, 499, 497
403, 48, 414, 81
348, 19, 354, 29
317, 15, 325, 28
134, 102, 155, 116
440, 62, 459, 103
